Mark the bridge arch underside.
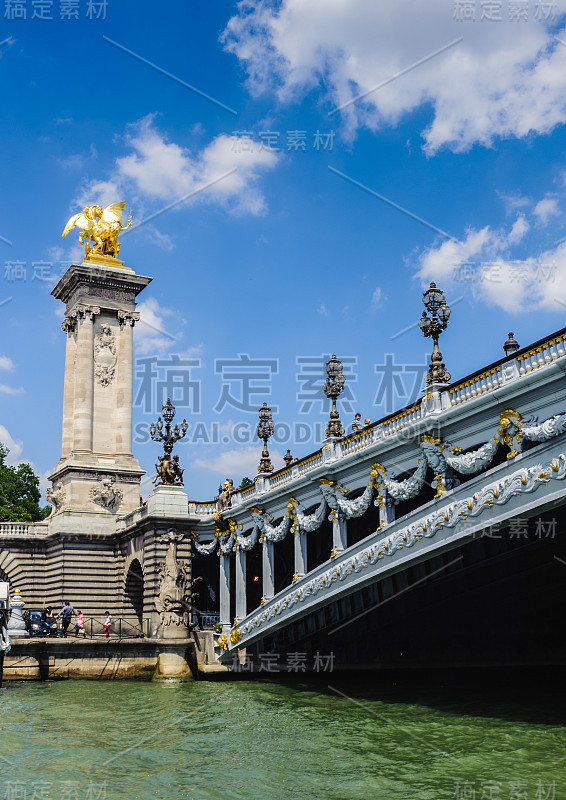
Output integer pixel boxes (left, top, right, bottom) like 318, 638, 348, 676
243, 507, 566, 670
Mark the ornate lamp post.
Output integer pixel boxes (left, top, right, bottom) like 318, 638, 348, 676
256, 402, 274, 473
324, 354, 345, 438
150, 398, 188, 485
419, 283, 452, 385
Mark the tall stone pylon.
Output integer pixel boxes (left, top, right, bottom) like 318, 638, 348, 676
48, 261, 152, 533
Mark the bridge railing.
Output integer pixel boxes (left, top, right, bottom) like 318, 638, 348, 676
188, 501, 217, 517
0, 522, 49, 537
116, 504, 148, 531
154, 324, 566, 521
517, 333, 566, 376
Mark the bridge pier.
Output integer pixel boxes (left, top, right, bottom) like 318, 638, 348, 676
262, 540, 274, 601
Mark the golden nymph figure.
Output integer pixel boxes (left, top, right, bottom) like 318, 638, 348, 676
62, 202, 132, 261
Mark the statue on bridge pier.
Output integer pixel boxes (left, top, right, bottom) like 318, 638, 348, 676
62, 202, 132, 262
155, 529, 200, 639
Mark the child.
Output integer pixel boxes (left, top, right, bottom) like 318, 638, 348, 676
103, 611, 112, 639
74, 609, 86, 638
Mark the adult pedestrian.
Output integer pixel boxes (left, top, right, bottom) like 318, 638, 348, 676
103, 611, 112, 639
351, 413, 363, 433
56, 600, 76, 638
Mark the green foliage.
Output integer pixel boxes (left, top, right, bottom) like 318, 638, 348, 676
0, 444, 50, 522
239, 477, 253, 488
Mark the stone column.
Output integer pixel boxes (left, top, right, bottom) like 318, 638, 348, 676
61, 316, 77, 458
235, 549, 246, 621
332, 514, 348, 554
294, 531, 307, 580
116, 311, 139, 455
219, 554, 231, 630
262, 540, 274, 601
73, 304, 99, 452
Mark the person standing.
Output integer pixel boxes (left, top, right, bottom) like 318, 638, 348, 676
74, 609, 86, 638
56, 600, 76, 638
351, 413, 363, 433
103, 611, 112, 639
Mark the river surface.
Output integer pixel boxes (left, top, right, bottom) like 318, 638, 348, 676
0, 676, 564, 800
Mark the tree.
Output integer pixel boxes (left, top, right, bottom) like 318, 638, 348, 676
0, 445, 50, 522
239, 477, 253, 488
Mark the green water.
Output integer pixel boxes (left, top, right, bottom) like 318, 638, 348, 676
0, 678, 564, 799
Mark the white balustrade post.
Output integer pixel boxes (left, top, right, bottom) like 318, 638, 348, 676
294, 531, 307, 579
262, 540, 274, 600
219, 554, 231, 631
235, 548, 247, 622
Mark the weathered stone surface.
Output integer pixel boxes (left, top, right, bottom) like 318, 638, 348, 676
2, 638, 197, 681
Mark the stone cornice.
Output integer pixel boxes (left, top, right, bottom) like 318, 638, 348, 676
51, 263, 152, 306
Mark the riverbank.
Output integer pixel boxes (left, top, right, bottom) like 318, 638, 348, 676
1, 635, 225, 681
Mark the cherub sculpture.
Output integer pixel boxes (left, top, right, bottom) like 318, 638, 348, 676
62, 202, 132, 259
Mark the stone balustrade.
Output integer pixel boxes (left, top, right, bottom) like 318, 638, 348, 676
189, 501, 217, 517
517, 333, 566, 376
449, 366, 503, 406
0, 522, 49, 537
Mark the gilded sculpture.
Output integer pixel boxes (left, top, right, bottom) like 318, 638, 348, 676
62, 202, 132, 261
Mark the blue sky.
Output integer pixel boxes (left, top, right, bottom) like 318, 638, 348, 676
2, 0, 566, 499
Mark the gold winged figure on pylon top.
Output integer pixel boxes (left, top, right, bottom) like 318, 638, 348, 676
62, 202, 132, 260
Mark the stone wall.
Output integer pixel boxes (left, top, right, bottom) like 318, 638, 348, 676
3, 638, 199, 681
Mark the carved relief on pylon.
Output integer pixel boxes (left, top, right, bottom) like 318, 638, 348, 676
94, 324, 117, 386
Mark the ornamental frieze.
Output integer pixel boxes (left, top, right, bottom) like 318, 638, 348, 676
234, 449, 566, 645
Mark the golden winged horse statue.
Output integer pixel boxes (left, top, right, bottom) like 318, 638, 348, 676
62, 202, 132, 260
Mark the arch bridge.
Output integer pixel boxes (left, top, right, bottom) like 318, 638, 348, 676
190, 328, 566, 669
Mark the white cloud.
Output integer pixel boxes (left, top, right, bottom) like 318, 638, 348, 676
317, 303, 329, 316
508, 215, 530, 244
533, 196, 560, 226
416, 215, 566, 313
0, 425, 23, 461
0, 356, 14, 372
192, 445, 282, 479
177, 344, 204, 361
417, 226, 494, 283
0, 384, 24, 395
498, 191, 531, 214
135, 297, 184, 355
78, 115, 279, 219
0, 428, 51, 501
224, 1, 566, 152
75, 178, 121, 211
371, 286, 383, 310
